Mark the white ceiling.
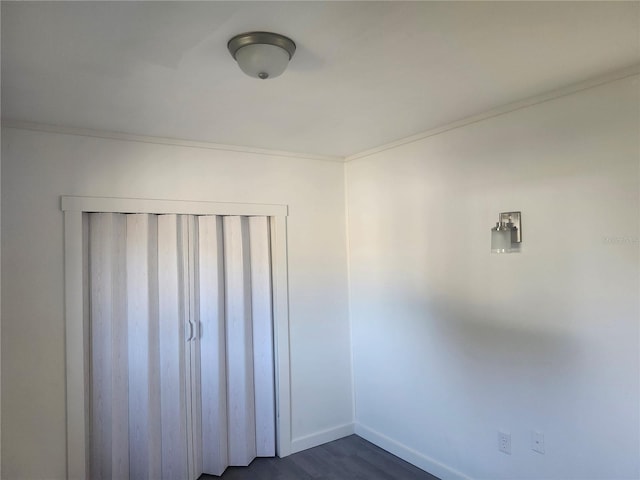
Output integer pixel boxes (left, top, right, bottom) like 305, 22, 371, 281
2, 1, 639, 158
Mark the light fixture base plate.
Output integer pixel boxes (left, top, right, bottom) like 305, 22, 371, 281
227, 31, 296, 60
499, 211, 522, 243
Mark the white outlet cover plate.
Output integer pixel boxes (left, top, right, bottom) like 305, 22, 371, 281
498, 431, 511, 455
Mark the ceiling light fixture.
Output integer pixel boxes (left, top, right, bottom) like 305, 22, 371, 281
227, 31, 296, 80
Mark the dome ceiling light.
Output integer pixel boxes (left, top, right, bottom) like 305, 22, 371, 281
227, 31, 296, 80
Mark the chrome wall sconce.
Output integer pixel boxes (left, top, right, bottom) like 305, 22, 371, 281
491, 211, 522, 254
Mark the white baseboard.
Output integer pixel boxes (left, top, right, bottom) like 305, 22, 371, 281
354, 423, 473, 480
290, 422, 355, 454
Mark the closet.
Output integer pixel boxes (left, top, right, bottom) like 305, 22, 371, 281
87, 212, 275, 479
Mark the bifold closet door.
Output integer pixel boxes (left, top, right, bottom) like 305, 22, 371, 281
198, 216, 276, 476
89, 213, 190, 480
89, 213, 275, 480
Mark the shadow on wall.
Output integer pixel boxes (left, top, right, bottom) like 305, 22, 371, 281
427, 295, 580, 374
410, 291, 595, 426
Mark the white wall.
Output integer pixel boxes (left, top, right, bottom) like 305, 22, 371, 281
346, 76, 639, 480
0, 129, 353, 479
3, 75, 638, 480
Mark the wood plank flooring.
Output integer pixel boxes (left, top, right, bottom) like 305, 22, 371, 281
199, 435, 441, 480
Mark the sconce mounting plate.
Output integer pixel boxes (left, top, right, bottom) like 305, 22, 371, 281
499, 211, 522, 243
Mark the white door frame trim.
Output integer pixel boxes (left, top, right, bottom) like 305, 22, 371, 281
62, 196, 292, 480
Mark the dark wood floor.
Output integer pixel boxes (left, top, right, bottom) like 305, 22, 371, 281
199, 435, 440, 480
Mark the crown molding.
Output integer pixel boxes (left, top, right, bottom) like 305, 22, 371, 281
0, 120, 345, 163
3, 64, 638, 165
345, 64, 640, 163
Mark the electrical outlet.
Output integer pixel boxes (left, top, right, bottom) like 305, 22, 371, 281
532, 431, 545, 454
498, 431, 511, 455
